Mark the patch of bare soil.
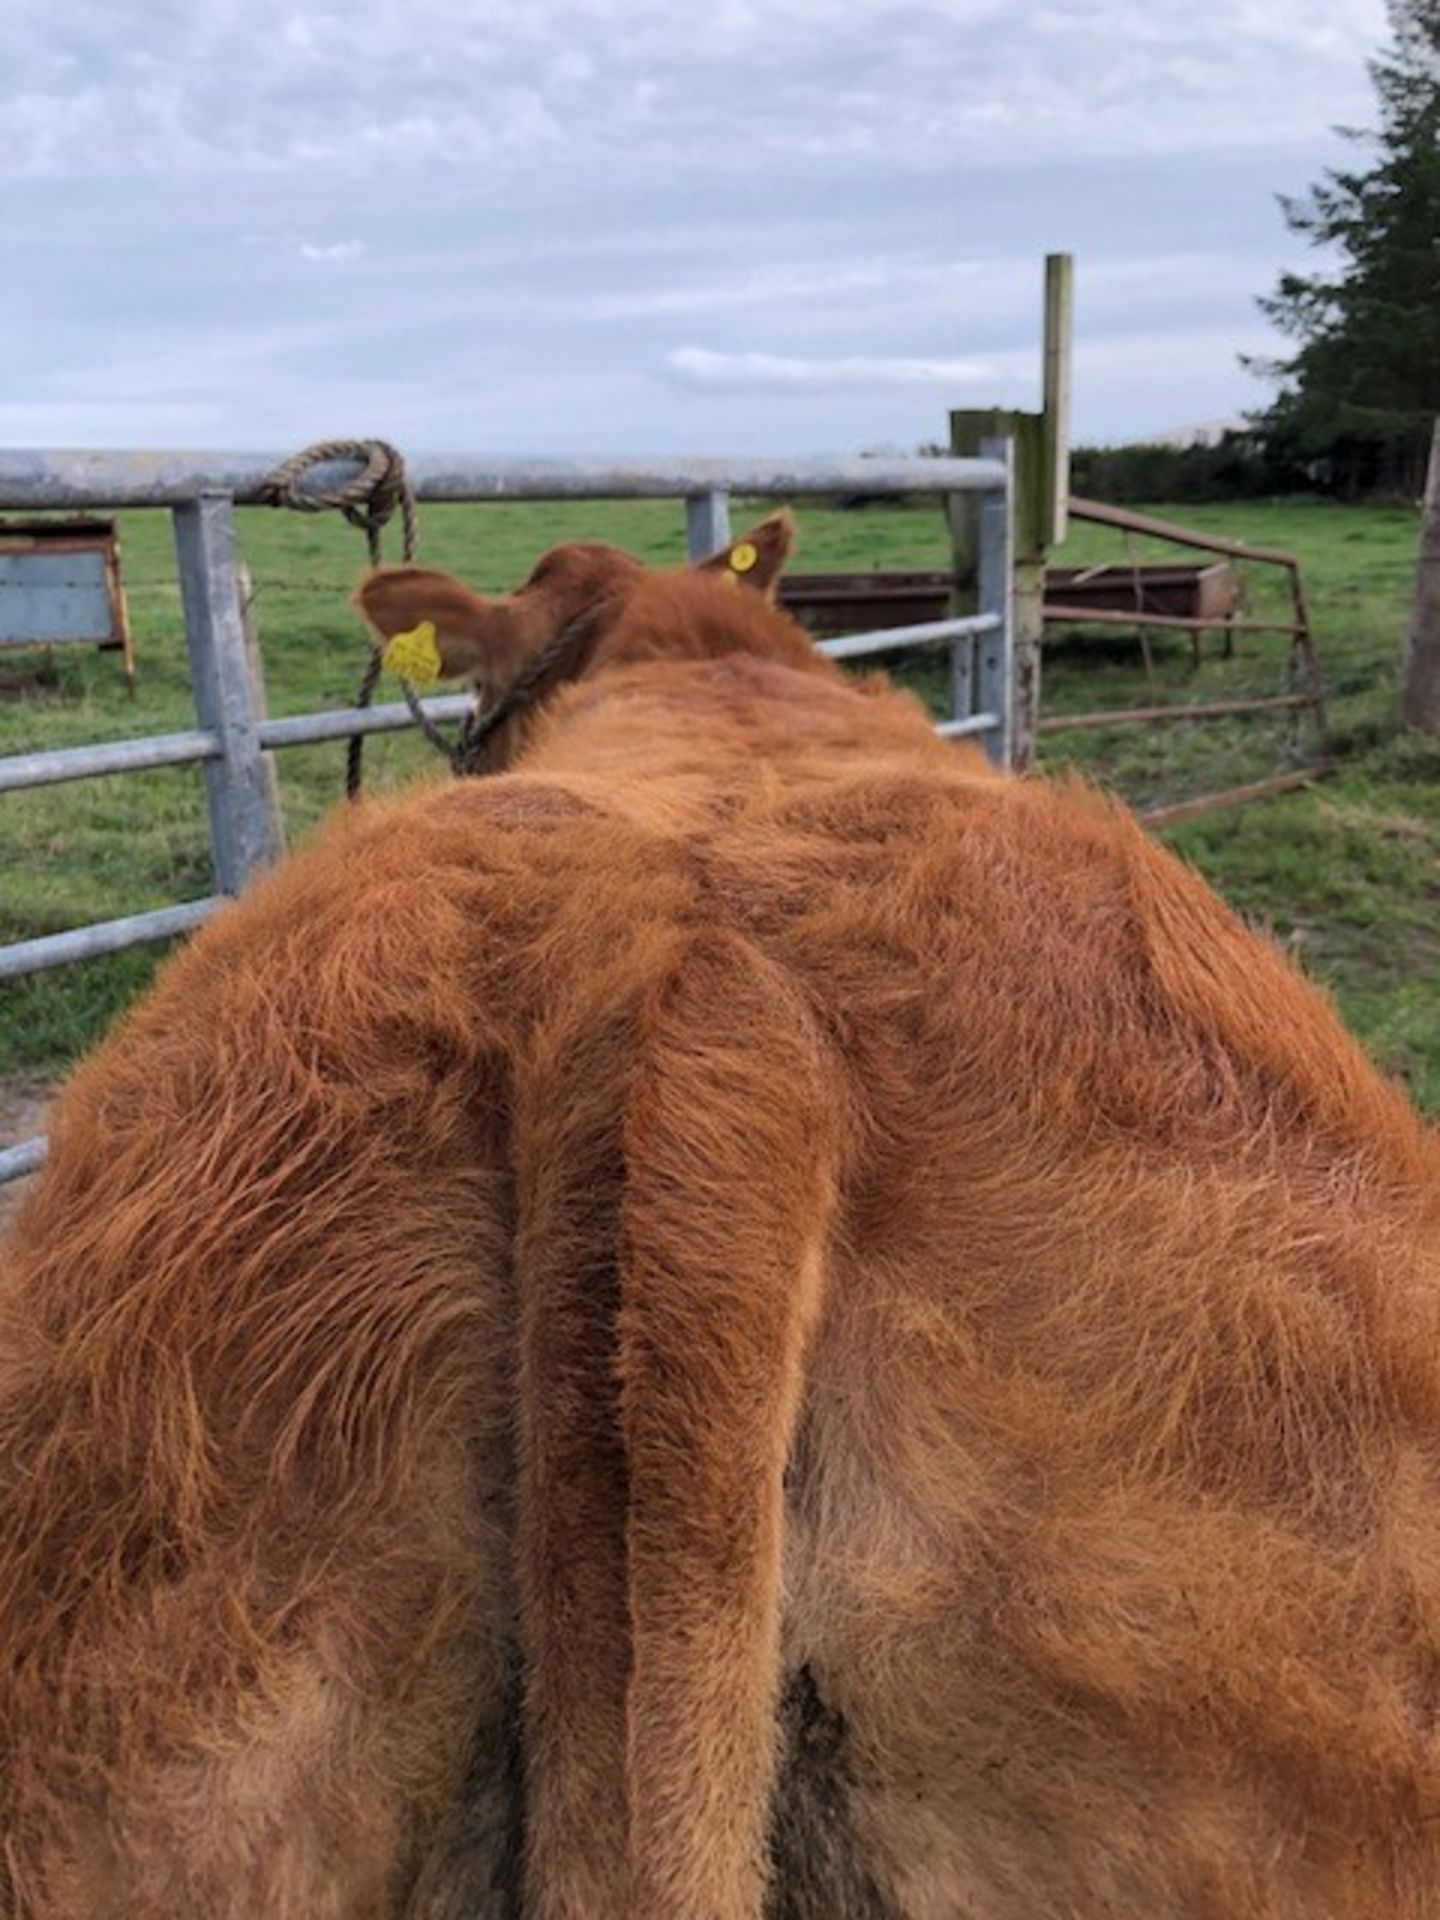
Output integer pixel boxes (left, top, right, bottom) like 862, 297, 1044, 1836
0, 658, 64, 702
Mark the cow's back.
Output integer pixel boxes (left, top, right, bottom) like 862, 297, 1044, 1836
3, 727, 1438, 1920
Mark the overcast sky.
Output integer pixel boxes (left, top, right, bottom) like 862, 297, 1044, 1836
4, 0, 1389, 455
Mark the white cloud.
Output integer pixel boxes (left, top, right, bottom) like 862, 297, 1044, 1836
665, 348, 993, 391
2, 0, 1388, 183
298, 239, 366, 262
575, 256, 990, 322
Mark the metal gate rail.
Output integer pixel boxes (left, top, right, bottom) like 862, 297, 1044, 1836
0, 446, 1014, 1183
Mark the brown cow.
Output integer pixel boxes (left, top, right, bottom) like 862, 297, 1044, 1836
2, 517, 1438, 1919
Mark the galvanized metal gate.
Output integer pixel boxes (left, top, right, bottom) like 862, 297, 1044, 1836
0, 445, 1014, 1183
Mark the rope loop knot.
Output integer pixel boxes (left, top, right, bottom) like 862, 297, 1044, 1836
258, 439, 418, 569
259, 439, 444, 796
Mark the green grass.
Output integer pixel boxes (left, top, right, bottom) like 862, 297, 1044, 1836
1, 495, 1436, 1112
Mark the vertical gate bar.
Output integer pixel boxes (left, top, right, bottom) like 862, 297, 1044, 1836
977, 436, 1015, 768
944, 428, 988, 730
685, 489, 732, 561
953, 408, 1043, 768
948, 570, 974, 727
172, 492, 284, 894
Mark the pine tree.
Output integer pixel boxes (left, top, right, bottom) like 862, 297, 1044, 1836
1254, 1, 1440, 496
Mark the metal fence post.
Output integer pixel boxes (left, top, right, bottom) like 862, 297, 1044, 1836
685, 489, 732, 561
947, 565, 976, 732
172, 491, 284, 894
977, 437, 1015, 768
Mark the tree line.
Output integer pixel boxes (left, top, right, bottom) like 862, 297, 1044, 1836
1080, 0, 1438, 506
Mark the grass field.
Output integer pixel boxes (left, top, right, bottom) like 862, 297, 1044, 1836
1, 493, 1437, 1124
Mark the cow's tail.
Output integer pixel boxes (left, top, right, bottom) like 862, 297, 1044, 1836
516, 929, 842, 1920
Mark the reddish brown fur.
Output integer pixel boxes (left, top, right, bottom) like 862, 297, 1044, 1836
2, 518, 1439, 1918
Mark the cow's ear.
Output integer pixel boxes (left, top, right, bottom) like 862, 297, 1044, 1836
694, 511, 794, 599
351, 566, 506, 684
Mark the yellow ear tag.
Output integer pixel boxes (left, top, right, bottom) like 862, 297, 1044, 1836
729, 540, 759, 575
381, 620, 442, 686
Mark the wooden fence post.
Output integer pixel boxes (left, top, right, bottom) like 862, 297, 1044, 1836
1042, 252, 1073, 550
1401, 419, 1440, 733
947, 253, 1072, 772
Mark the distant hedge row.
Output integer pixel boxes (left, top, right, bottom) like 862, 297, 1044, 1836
864, 432, 1419, 514
1067, 435, 1306, 506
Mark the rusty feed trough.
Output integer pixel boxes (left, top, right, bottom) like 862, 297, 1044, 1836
1045, 560, 1239, 620
0, 517, 134, 688
779, 570, 954, 639
782, 560, 1245, 651
1045, 558, 1241, 668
